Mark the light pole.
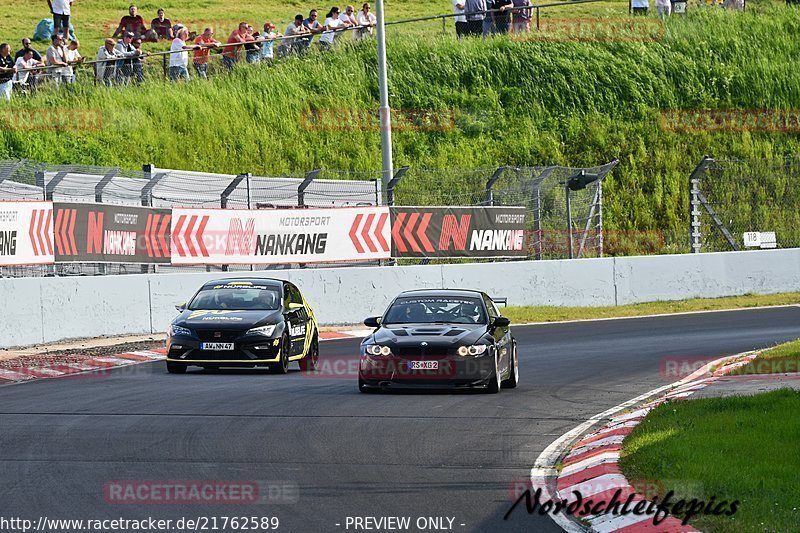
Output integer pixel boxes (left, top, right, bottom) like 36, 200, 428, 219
375, 0, 393, 204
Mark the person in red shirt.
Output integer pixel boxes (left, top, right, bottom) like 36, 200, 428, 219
222, 22, 248, 70
113, 5, 147, 39
193, 27, 221, 79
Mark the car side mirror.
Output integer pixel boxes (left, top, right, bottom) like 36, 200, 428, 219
175, 302, 187, 312
493, 316, 510, 328
364, 316, 381, 328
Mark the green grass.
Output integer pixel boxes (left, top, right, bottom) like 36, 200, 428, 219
724, 338, 800, 376
3, 3, 800, 249
503, 291, 800, 323
619, 389, 800, 532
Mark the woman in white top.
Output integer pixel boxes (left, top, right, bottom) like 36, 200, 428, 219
64, 40, 82, 83
355, 3, 377, 41
320, 7, 345, 47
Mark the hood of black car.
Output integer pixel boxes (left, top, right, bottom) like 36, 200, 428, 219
368, 323, 488, 347
174, 309, 283, 331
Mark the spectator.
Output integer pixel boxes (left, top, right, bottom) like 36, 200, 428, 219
631, 0, 649, 15
279, 15, 311, 57
465, 0, 486, 36
493, 0, 513, 34
244, 25, 261, 64
355, 3, 377, 40
49, 0, 74, 40
193, 27, 220, 79
655, 0, 671, 16
64, 39, 83, 84
483, 0, 496, 36
320, 7, 345, 48
95, 38, 123, 86
114, 32, 141, 83
303, 10, 325, 49
511, 0, 531, 33
453, 0, 468, 40
150, 8, 174, 40
260, 22, 282, 63
169, 27, 195, 81
13, 49, 44, 86
130, 38, 145, 82
223, 22, 249, 70
0, 43, 14, 102
340, 5, 358, 27
15, 39, 42, 62
113, 5, 147, 39
46, 34, 71, 86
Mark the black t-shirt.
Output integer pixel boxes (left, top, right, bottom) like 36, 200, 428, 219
15, 48, 42, 61
493, 0, 513, 24
0, 55, 14, 83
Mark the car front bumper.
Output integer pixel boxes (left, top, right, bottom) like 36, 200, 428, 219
358, 355, 496, 388
166, 335, 282, 365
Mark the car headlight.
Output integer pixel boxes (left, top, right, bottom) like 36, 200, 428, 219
169, 324, 193, 337
247, 324, 277, 336
365, 345, 392, 356
457, 345, 488, 357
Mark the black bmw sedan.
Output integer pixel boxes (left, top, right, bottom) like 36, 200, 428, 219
166, 278, 319, 374
358, 289, 518, 393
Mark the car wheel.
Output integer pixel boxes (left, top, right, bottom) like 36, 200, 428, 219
271, 334, 291, 374
486, 354, 501, 394
299, 336, 319, 372
501, 344, 519, 389
359, 378, 378, 393
166, 361, 187, 374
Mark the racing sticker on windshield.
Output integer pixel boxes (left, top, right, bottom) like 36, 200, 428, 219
399, 298, 481, 305
211, 282, 273, 290
187, 310, 242, 320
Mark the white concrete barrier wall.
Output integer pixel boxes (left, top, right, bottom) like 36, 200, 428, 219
1, 249, 799, 348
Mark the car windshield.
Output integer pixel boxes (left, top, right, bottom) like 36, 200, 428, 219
188, 285, 281, 311
383, 296, 487, 325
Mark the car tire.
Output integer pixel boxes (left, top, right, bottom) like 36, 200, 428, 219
501, 344, 519, 389
271, 334, 291, 374
299, 336, 319, 372
486, 354, 501, 394
166, 361, 187, 374
359, 378, 378, 393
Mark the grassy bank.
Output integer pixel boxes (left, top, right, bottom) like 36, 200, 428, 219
619, 389, 800, 532
3, 7, 800, 241
503, 292, 800, 323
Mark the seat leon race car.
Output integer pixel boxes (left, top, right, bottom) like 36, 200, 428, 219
359, 289, 518, 393
166, 278, 319, 374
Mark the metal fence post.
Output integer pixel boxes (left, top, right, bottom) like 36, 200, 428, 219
35, 170, 46, 200
565, 181, 573, 259
298, 169, 322, 208
689, 155, 713, 254
221, 173, 247, 208
386, 166, 409, 206
596, 179, 603, 257
141, 170, 167, 207
94, 167, 119, 203
484, 166, 507, 206
0, 159, 24, 184
44, 171, 69, 201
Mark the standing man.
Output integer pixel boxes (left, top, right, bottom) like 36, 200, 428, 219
302, 10, 325, 50
222, 22, 249, 70
95, 38, 123, 85
46, 34, 71, 86
64, 39, 83, 84
114, 32, 140, 83
483, 0, 496, 36
465, 0, 486, 37
511, 0, 531, 34
169, 27, 196, 81
493, 0, 513, 34
0, 44, 14, 102
49, 0, 73, 40
453, 0, 468, 40
193, 27, 220, 79
279, 15, 310, 57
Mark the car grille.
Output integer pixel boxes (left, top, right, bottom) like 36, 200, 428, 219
196, 330, 240, 342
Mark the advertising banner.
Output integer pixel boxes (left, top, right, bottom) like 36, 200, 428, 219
53, 203, 171, 263
390, 206, 527, 259
170, 206, 391, 265
0, 201, 54, 266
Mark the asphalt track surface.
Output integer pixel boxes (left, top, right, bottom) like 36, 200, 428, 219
1, 306, 799, 533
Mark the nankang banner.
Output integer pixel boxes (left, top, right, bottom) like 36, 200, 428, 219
390, 207, 527, 258
0, 201, 54, 266
170, 206, 391, 265
53, 203, 172, 263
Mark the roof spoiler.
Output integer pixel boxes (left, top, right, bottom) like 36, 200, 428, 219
491, 297, 508, 307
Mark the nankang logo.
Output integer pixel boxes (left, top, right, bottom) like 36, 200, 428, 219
470, 230, 525, 251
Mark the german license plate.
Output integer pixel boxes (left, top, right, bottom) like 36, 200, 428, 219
201, 342, 234, 351
408, 360, 438, 370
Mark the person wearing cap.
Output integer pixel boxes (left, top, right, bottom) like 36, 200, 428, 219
193, 27, 220, 79
115, 32, 142, 84
260, 22, 282, 63
169, 27, 197, 81
96, 38, 124, 85
46, 34, 71, 87
279, 15, 311, 57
